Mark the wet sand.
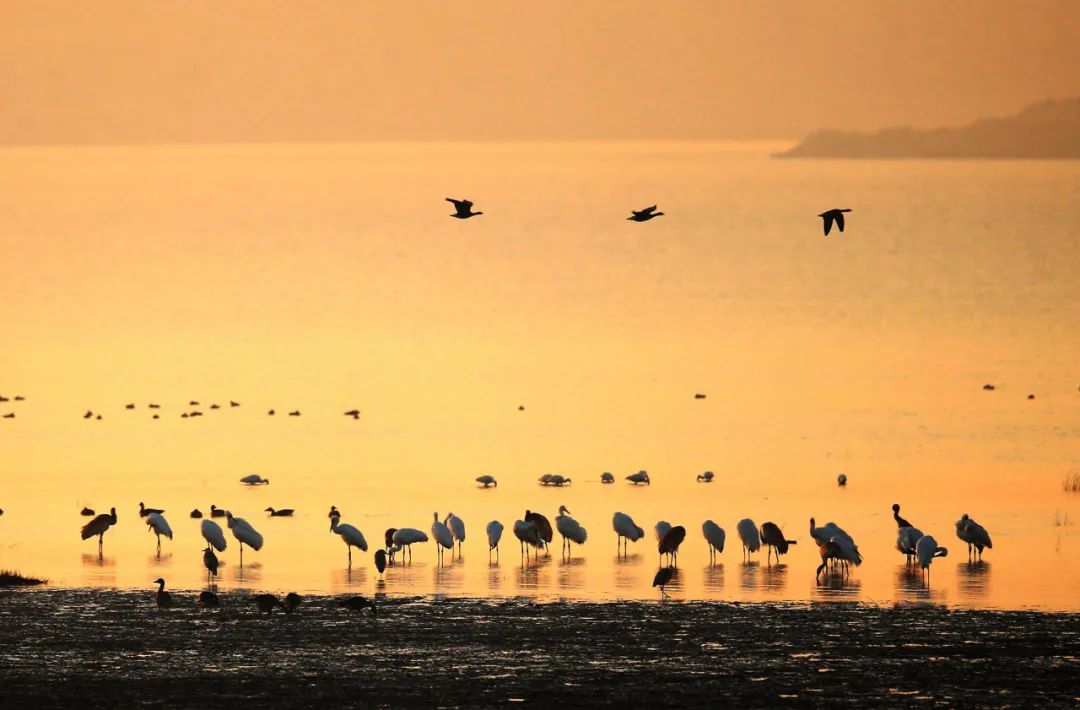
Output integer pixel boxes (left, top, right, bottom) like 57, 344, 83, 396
1, 590, 1078, 707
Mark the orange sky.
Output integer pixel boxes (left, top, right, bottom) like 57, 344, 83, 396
2, 1, 1079, 143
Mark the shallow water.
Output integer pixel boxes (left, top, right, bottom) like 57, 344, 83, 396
0, 143, 1078, 609
0, 590, 1077, 707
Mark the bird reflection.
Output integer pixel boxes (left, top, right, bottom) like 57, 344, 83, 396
516, 555, 551, 590
148, 551, 173, 567
702, 563, 724, 592
956, 561, 991, 600
556, 555, 586, 591
433, 562, 463, 591
739, 561, 760, 592
760, 563, 789, 593
81, 552, 116, 585
331, 566, 368, 589
612, 554, 641, 591
813, 570, 862, 600
487, 563, 503, 592
81, 552, 115, 568
893, 564, 946, 605
229, 561, 262, 584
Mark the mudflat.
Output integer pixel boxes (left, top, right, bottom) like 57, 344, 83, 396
1, 590, 1078, 707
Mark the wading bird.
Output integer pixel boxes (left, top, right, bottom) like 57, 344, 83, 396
555, 506, 587, 557
153, 578, 173, 608
819, 208, 852, 236
702, 520, 725, 563
613, 512, 645, 555
446, 513, 466, 556
524, 510, 553, 553
391, 528, 428, 563
446, 197, 482, 219
330, 513, 368, 567
203, 545, 219, 581
736, 518, 761, 561
486, 520, 504, 560
146, 512, 173, 551
226, 512, 264, 565
652, 566, 676, 598
659, 526, 687, 567
432, 513, 454, 563
513, 519, 543, 560
338, 596, 377, 616
201, 519, 227, 552
628, 205, 664, 222
600, 472, 614, 484
896, 526, 924, 565
240, 474, 269, 485
475, 474, 497, 488
626, 470, 650, 485
655, 521, 672, 544
955, 514, 993, 560
915, 535, 948, 584
892, 503, 913, 528
759, 522, 797, 565
80, 507, 117, 551
374, 549, 387, 578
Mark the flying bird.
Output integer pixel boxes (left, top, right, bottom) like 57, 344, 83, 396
628, 205, 664, 222
446, 197, 483, 219
818, 208, 852, 236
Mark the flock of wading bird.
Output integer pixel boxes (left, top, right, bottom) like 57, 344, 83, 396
74, 469, 995, 608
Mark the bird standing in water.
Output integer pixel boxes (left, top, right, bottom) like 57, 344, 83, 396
652, 566, 676, 598
81, 507, 117, 551
153, 578, 173, 608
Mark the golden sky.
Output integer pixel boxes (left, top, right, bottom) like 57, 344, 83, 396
2, 0, 1079, 143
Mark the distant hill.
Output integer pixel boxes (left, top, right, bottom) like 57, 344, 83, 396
776, 97, 1080, 159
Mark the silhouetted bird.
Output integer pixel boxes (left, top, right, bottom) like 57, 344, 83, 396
337, 596, 377, 616
518, 405, 525, 411
153, 578, 173, 608
139, 502, 164, 517
203, 546, 219, 578
0, 396, 7, 402
251, 594, 282, 613
759, 522, 797, 564
659, 526, 687, 566
892, 503, 913, 529
374, 549, 387, 577
190, 508, 203, 519
152, 414, 159, 419
268, 409, 275, 416
982, 384, 995, 391
328, 505, 340, 518
628, 205, 664, 222
284, 592, 302, 614
197, 591, 220, 608
80, 507, 95, 517
265, 507, 294, 517
230, 400, 240, 407
694, 393, 706, 399
446, 197, 482, 219
210, 403, 220, 409
652, 566, 676, 597
525, 510, 554, 551
83, 410, 93, 419
13, 396, 24, 401
189, 400, 199, 406
181, 413, 189, 418
190, 411, 203, 417
1027, 394, 1035, 400
288, 410, 300, 417
148, 403, 160, 408
818, 208, 852, 236
125, 403, 135, 409
344, 409, 360, 419
2, 413, 13, 419
210, 505, 226, 518
95, 415, 102, 420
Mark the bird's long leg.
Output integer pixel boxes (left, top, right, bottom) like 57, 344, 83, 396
348, 546, 352, 568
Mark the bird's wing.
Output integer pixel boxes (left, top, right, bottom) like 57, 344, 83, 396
836, 212, 845, 232
445, 197, 461, 207
641, 205, 657, 215
822, 214, 834, 236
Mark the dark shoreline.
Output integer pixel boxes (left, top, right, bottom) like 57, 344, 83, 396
1, 590, 1078, 707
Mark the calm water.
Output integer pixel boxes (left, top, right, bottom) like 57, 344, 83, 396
0, 143, 1078, 609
